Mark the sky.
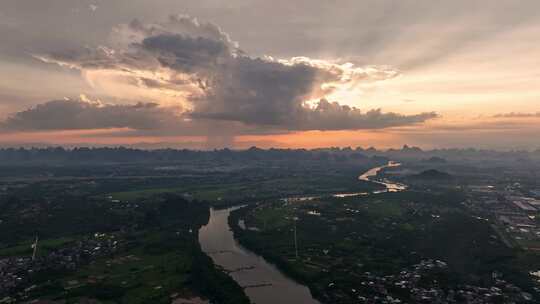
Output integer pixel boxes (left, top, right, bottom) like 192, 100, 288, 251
0, 0, 539, 150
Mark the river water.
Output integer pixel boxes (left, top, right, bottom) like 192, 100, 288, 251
198, 161, 404, 304
332, 161, 406, 198
358, 160, 407, 193
198, 207, 320, 304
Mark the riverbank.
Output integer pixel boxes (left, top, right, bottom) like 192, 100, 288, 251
227, 163, 536, 302
197, 161, 404, 302
228, 206, 325, 301
199, 207, 320, 304
222, 162, 409, 303
229, 184, 538, 303
1, 193, 251, 304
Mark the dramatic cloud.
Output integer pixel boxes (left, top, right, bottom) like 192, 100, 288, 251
2, 1, 540, 149
0, 97, 181, 131
0, 96, 282, 139
32, 14, 437, 133
295, 100, 437, 130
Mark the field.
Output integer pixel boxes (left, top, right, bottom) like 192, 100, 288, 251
0, 192, 249, 304
0, 237, 75, 258
231, 190, 540, 303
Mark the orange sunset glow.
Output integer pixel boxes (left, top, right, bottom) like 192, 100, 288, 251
1, 1, 539, 150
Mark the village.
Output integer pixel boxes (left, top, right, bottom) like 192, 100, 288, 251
0, 233, 120, 303
467, 184, 540, 251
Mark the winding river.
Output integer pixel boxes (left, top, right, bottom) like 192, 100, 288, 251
358, 160, 407, 193
199, 207, 320, 304
332, 160, 406, 198
198, 161, 405, 304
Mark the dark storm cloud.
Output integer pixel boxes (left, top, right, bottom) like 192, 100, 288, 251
0, 97, 288, 137
141, 34, 232, 72
126, 14, 237, 47
0, 99, 179, 131
296, 100, 438, 130
188, 56, 324, 126
34, 15, 436, 132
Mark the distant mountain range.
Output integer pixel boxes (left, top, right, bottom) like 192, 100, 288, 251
0, 145, 539, 164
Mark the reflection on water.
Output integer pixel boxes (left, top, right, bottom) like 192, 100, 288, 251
198, 207, 320, 304
333, 192, 369, 198
329, 161, 407, 198
283, 161, 406, 202
358, 161, 407, 193
198, 161, 406, 303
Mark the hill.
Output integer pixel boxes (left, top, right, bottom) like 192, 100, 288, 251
410, 169, 454, 181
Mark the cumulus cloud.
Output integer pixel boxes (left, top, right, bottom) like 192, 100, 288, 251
0, 97, 181, 131
295, 99, 438, 130
0, 96, 283, 138
33, 14, 437, 133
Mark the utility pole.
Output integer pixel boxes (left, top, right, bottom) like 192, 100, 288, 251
31, 235, 39, 261
293, 217, 299, 260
